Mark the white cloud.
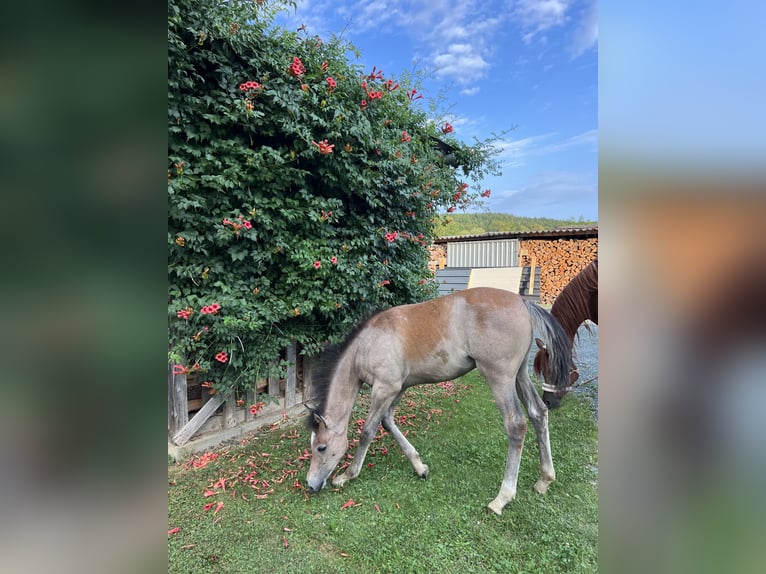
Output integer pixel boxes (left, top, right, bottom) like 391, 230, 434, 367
539, 128, 598, 153
569, 0, 598, 58
496, 128, 597, 167
513, 0, 572, 42
433, 43, 490, 84
460, 86, 481, 96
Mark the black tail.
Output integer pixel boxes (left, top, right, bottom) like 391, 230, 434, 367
525, 302, 571, 391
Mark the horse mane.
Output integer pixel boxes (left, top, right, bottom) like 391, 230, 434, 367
550, 259, 598, 340
306, 311, 381, 430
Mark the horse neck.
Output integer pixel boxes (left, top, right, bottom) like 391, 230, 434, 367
322, 349, 361, 434
551, 301, 584, 344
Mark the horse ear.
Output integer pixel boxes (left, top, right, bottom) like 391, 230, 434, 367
535, 337, 547, 351
313, 412, 328, 428
305, 404, 327, 428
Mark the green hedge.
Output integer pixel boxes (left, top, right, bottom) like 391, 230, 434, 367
168, 0, 500, 394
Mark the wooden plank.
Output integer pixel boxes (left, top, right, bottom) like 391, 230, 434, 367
168, 362, 189, 435
172, 393, 226, 446
285, 342, 297, 407
268, 360, 279, 397
302, 354, 314, 404
223, 393, 237, 428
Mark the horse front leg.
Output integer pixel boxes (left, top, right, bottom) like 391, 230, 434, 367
516, 371, 556, 494
331, 413, 382, 488
332, 383, 398, 488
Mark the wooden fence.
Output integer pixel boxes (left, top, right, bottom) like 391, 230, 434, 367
168, 342, 318, 459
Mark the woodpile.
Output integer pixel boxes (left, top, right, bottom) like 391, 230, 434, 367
428, 244, 447, 273
519, 238, 598, 305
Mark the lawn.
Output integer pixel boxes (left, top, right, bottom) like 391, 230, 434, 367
168, 371, 598, 573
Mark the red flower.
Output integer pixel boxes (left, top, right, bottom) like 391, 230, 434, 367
242, 220, 252, 229
168, 527, 180, 536
249, 403, 264, 416
367, 66, 384, 81
321, 60, 328, 71
176, 309, 191, 320
326, 77, 337, 92
330, 257, 338, 265
384, 231, 398, 243
400, 131, 411, 143
447, 206, 456, 213
239, 81, 261, 91
361, 99, 367, 110
441, 122, 453, 134
313, 260, 322, 269
173, 365, 187, 375
201, 303, 221, 315
215, 352, 228, 363
481, 189, 491, 198
311, 139, 335, 155
288, 57, 305, 77
407, 89, 423, 102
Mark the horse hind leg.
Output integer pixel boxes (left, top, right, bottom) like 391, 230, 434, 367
516, 367, 556, 494
381, 393, 429, 479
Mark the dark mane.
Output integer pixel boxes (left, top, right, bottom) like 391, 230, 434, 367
550, 259, 598, 341
306, 312, 380, 430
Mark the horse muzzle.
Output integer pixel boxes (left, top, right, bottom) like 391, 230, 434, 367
306, 477, 326, 494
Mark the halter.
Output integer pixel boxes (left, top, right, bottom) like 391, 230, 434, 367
541, 374, 598, 394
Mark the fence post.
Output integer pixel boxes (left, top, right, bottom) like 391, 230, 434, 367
285, 342, 297, 408
168, 361, 189, 436
223, 393, 237, 428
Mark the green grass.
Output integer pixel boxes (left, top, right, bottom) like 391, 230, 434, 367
168, 372, 598, 573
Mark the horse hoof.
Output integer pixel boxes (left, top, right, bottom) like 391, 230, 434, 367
332, 475, 348, 488
487, 501, 504, 516
533, 480, 550, 494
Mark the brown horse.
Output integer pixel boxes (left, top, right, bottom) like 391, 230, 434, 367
305, 287, 572, 515
534, 259, 598, 408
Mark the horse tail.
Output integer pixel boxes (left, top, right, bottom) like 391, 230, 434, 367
525, 302, 571, 391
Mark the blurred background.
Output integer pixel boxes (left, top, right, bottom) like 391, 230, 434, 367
0, 1, 764, 572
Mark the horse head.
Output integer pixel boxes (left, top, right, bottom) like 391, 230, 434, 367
305, 406, 348, 494
534, 338, 578, 409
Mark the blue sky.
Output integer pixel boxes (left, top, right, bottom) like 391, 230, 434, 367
276, 0, 598, 220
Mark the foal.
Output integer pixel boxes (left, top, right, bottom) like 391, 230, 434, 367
306, 287, 571, 515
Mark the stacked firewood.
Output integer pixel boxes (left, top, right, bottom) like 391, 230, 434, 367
519, 238, 598, 305
428, 244, 448, 273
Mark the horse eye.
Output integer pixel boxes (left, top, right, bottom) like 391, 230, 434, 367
317, 445, 327, 453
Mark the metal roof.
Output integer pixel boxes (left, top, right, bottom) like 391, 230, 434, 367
433, 225, 598, 244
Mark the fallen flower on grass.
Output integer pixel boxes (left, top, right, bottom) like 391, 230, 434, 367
374, 503, 382, 513
203, 490, 216, 497
168, 527, 180, 536
283, 536, 290, 549
214, 501, 224, 514
340, 498, 360, 510
203, 502, 215, 511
